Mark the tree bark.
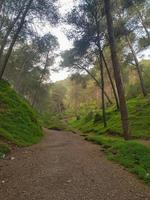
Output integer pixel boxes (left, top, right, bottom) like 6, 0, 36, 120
126, 35, 147, 96
101, 51, 120, 110
104, 0, 130, 140
94, 10, 108, 127
98, 52, 107, 127
0, 0, 33, 79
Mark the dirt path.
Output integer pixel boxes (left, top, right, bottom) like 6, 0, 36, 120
0, 129, 150, 200
137, 139, 150, 147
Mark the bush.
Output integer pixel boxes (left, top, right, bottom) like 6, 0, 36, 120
94, 113, 102, 123
84, 111, 94, 122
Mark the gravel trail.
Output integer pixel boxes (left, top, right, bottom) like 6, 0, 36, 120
0, 129, 150, 200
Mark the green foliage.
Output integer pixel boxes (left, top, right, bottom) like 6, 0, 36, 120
126, 83, 141, 99
94, 113, 103, 123
84, 111, 94, 122
42, 113, 69, 131
69, 96, 150, 138
0, 80, 43, 146
86, 135, 150, 185
126, 60, 150, 98
139, 37, 150, 49
0, 143, 10, 158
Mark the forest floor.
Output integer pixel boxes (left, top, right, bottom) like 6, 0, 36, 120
0, 129, 150, 200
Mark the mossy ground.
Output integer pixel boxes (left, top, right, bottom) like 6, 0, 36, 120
69, 96, 150, 139
86, 135, 150, 185
0, 80, 43, 156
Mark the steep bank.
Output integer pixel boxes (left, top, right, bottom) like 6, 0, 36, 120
0, 80, 43, 156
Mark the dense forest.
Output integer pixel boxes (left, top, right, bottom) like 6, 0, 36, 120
0, 0, 150, 191
0, 0, 150, 138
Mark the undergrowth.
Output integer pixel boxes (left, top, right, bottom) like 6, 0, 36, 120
69, 96, 150, 139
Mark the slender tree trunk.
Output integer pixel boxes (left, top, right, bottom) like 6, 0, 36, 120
104, 0, 130, 140
0, 6, 24, 67
98, 53, 107, 127
101, 51, 120, 110
126, 35, 147, 96
94, 8, 107, 127
0, 0, 33, 79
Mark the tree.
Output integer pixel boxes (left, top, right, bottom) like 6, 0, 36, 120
61, 48, 113, 105
113, 6, 148, 97
126, 34, 147, 96
66, 0, 119, 110
64, 0, 123, 126
0, 0, 34, 79
123, 0, 150, 39
30, 33, 59, 108
104, 0, 130, 140
0, 0, 59, 79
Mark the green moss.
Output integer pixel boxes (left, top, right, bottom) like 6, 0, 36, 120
0, 80, 43, 146
69, 96, 150, 139
87, 135, 150, 185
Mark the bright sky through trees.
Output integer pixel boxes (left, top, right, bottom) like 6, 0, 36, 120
50, 0, 75, 82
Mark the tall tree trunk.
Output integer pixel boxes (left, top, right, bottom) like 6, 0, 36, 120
104, 0, 130, 140
101, 51, 120, 110
0, 0, 33, 79
0, 5, 25, 67
98, 53, 107, 127
94, 8, 107, 127
126, 35, 147, 96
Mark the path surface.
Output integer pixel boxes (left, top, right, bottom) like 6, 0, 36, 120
0, 129, 150, 200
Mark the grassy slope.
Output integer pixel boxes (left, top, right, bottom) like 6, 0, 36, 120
69, 96, 150, 139
0, 80, 43, 154
86, 135, 150, 185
